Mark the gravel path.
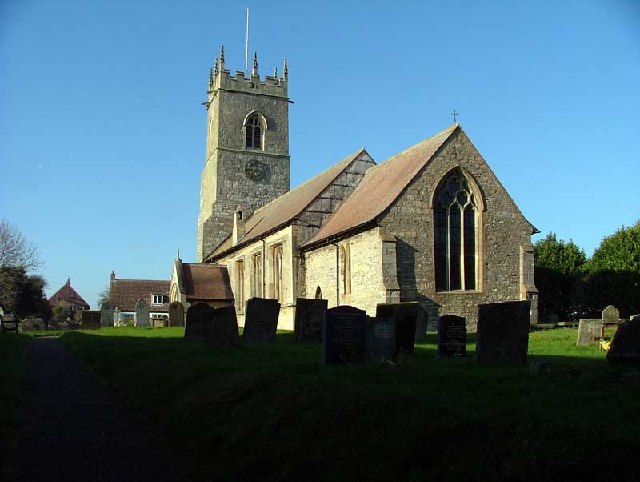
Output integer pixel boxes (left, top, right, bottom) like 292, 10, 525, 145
3, 337, 195, 481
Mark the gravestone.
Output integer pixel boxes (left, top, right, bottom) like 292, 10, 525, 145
606, 316, 640, 365
135, 299, 150, 328
576, 319, 603, 346
602, 305, 620, 322
152, 317, 166, 328
323, 306, 368, 365
242, 298, 280, 342
204, 306, 241, 349
100, 302, 114, 327
294, 298, 327, 342
81, 311, 101, 329
437, 315, 466, 357
476, 301, 530, 366
185, 303, 213, 339
367, 317, 396, 361
375, 303, 419, 355
169, 302, 185, 327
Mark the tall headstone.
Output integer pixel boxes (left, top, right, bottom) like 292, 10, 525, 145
135, 299, 150, 328
100, 302, 114, 327
323, 306, 368, 365
242, 298, 280, 342
576, 319, 603, 346
368, 317, 396, 361
204, 306, 241, 349
606, 316, 640, 365
169, 302, 185, 327
437, 315, 466, 357
185, 303, 213, 339
476, 301, 530, 366
294, 298, 327, 342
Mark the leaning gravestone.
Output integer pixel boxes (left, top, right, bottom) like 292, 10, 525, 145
576, 319, 603, 346
135, 299, 150, 328
185, 303, 213, 339
323, 306, 369, 365
437, 315, 466, 357
606, 315, 640, 365
294, 298, 328, 342
243, 298, 280, 342
476, 301, 530, 366
100, 302, 114, 327
169, 302, 185, 327
204, 306, 241, 349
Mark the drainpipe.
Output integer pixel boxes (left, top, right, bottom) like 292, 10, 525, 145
333, 243, 340, 306
262, 239, 266, 298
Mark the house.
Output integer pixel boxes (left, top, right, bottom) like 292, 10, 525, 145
107, 271, 170, 326
48, 278, 90, 317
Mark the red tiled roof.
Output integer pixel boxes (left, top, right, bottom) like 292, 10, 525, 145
48, 279, 90, 310
182, 264, 234, 301
109, 278, 170, 312
207, 148, 370, 260
303, 124, 459, 248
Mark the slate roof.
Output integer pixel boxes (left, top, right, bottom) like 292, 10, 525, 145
48, 279, 90, 310
109, 278, 170, 312
181, 263, 234, 301
207, 148, 370, 260
302, 124, 459, 248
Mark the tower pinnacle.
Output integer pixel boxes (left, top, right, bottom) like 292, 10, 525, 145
252, 51, 259, 77
283, 56, 288, 80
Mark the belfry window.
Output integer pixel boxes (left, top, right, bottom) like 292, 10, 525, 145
434, 170, 478, 291
245, 113, 262, 150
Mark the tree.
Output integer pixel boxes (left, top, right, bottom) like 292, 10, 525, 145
584, 221, 640, 317
0, 267, 52, 320
0, 219, 42, 272
534, 233, 586, 321
98, 286, 110, 307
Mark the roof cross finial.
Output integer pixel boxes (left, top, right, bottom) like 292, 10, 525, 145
452, 109, 459, 124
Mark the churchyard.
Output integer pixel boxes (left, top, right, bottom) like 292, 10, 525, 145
3, 320, 639, 481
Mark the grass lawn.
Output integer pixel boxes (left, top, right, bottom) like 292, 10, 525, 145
0, 333, 31, 462
60, 327, 639, 481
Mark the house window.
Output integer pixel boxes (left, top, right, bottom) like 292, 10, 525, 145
236, 259, 245, 310
245, 113, 262, 150
272, 244, 283, 302
341, 244, 351, 295
152, 294, 168, 305
252, 252, 263, 298
434, 170, 478, 291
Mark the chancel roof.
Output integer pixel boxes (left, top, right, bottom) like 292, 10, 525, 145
207, 148, 370, 260
302, 124, 459, 248
181, 263, 234, 301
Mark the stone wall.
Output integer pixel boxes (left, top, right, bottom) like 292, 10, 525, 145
376, 128, 536, 329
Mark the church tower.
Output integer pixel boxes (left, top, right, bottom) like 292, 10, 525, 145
197, 47, 291, 261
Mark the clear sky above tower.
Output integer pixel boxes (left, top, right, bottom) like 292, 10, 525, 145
1, 0, 639, 308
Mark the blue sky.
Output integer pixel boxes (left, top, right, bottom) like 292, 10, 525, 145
1, 0, 639, 308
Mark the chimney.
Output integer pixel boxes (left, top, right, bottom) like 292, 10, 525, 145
232, 207, 245, 246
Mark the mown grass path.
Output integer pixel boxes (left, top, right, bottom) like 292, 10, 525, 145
2, 337, 194, 481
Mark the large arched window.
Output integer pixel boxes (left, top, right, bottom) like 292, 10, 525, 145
244, 112, 265, 150
434, 169, 478, 291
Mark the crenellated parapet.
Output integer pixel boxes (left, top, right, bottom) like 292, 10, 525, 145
207, 46, 288, 104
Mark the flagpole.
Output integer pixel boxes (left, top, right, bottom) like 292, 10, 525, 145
245, 7, 249, 74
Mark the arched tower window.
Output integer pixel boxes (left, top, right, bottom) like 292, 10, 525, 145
434, 169, 478, 291
244, 112, 266, 150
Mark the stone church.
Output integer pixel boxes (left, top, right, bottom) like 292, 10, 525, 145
196, 47, 538, 331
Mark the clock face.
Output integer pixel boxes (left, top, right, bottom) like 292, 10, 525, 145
245, 159, 271, 182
